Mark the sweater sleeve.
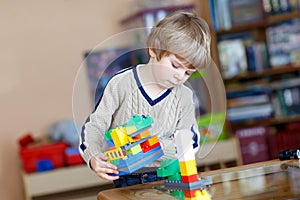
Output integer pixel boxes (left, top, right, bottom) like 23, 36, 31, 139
79, 75, 122, 165
175, 86, 200, 154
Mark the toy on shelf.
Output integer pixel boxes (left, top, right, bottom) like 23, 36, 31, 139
18, 130, 84, 173
104, 115, 164, 175
157, 130, 212, 200
18, 136, 67, 173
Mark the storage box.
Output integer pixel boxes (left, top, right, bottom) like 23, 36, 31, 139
19, 142, 67, 173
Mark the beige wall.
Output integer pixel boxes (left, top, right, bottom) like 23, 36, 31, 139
0, 0, 130, 199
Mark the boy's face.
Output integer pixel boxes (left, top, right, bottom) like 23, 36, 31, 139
150, 52, 196, 89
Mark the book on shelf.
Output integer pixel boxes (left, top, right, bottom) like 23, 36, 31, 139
209, 0, 266, 30
235, 126, 269, 164
263, 0, 300, 16
227, 103, 274, 122
271, 77, 300, 90
272, 86, 300, 117
229, 0, 265, 26
226, 86, 271, 99
227, 93, 270, 107
226, 86, 273, 122
217, 39, 248, 78
266, 18, 300, 68
269, 122, 300, 159
246, 41, 269, 72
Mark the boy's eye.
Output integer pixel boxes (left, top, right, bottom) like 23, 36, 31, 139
185, 71, 192, 76
172, 63, 179, 69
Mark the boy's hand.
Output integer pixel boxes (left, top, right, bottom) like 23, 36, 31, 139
90, 153, 119, 181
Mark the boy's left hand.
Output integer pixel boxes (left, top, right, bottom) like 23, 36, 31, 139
91, 153, 119, 181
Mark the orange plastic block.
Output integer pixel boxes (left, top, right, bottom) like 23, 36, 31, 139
181, 174, 199, 183
131, 130, 151, 142
179, 160, 197, 176
184, 189, 200, 198
139, 130, 151, 138
148, 136, 159, 145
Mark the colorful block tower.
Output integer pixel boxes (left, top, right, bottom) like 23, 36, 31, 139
103, 115, 164, 175
157, 130, 212, 200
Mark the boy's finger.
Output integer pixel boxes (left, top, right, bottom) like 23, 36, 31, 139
100, 173, 119, 181
98, 153, 108, 160
105, 162, 118, 170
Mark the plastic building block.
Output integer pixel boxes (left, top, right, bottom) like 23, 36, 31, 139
181, 174, 199, 183
179, 160, 198, 176
104, 115, 163, 176
19, 142, 67, 173
105, 147, 127, 161
157, 129, 212, 200
65, 147, 84, 166
157, 158, 181, 180
164, 179, 212, 191
126, 144, 142, 155
114, 145, 164, 176
111, 127, 130, 147
140, 140, 160, 153
37, 159, 54, 172
18, 133, 35, 147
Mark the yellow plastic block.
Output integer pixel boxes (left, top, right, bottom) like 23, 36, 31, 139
179, 160, 197, 176
111, 127, 130, 147
125, 125, 137, 135
127, 144, 142, 155
194, 189, 211, 200
105, 147, 127, 161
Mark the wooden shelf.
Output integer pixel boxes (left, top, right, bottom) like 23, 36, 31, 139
229, 115, 300, 128
22, 165, 112, 200
215, 10, 300, 35
267, 10, 300, 25
224, 65, 300, 82
216, 20, 266, 35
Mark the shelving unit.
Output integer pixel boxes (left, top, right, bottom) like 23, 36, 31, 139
196, 0, 300, 163
22, 164, 113, 200
21, 138, 241, 199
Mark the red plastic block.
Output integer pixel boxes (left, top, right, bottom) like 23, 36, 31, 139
18, 133, 34, 147
140, 141, 160, 153
181, 174, 199, 183
19, 142, 67, 173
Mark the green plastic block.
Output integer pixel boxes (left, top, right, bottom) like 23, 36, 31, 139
104, 129, 113, 140
171, 190, 184, 200
157, 159, 180, 178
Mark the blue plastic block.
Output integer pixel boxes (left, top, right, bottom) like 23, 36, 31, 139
36, 159, 54, 172
65, 147, 80, 156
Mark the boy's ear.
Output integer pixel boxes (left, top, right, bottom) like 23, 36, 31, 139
148, 48, 156, 58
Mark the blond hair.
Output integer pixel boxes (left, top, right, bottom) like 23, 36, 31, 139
146, 11, 211, 70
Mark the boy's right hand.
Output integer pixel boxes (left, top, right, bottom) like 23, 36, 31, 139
90, 153, 119, 181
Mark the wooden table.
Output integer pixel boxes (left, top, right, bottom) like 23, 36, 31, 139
98, 159, 300, 200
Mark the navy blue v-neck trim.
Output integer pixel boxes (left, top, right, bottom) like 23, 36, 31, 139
133, 67, 171, 106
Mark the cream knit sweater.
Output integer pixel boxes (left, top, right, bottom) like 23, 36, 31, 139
79, 65, 200, 166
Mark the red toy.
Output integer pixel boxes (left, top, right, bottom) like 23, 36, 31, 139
19, 141, 67, 173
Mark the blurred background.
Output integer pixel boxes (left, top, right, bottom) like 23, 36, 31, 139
1, 0, 300, 199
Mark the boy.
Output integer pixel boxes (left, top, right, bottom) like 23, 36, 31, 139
79, 11, 211, 187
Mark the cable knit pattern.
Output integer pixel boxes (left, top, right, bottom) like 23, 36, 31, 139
79, 65, 200, 166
